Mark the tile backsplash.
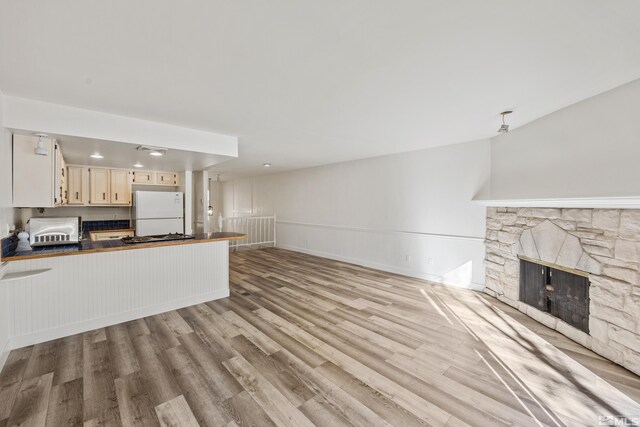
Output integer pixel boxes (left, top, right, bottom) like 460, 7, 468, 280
82, 220, 131, 238
1, 234, 18, 258
1, 219, 132, 257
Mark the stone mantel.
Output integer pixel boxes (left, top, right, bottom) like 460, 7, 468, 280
473, 196, 640, 209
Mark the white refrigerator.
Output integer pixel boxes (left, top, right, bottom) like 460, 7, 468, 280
133, 191, 184, 236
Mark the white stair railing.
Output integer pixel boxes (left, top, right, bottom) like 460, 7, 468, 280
221, 214, 276, 249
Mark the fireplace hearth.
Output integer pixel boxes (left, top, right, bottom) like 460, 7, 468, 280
519, 258, 590, 333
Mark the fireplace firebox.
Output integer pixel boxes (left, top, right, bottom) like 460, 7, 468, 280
519, 258, 590, 333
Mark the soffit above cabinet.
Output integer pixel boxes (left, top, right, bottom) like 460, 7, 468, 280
12, 131, 231, 171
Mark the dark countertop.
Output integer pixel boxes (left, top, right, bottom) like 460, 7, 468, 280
1, 232, 247, 262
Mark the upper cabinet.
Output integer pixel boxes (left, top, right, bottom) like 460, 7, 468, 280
132, 171, 179, 186
109, 169, 131, 205
67, 166, 85, 205
56, 148, 68, 205
73, 166, 134, 206
132, 170, 154, 184
13, 134, 66, 208
156, 172, 178, 185
89, 167, 111, 205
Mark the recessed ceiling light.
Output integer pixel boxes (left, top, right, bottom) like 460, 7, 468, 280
133, 163, 144, 168
149, 151, 164, 157
90, 153, 104, 159
263, 163, 272, 167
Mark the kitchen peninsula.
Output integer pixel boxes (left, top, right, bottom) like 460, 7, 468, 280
0, 232, 246, 349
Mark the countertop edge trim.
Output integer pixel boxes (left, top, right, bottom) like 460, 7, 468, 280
1, 234, 247, 262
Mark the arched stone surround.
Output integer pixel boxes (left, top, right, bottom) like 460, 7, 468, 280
513, 219, 601, 275
485, 208, 640, 376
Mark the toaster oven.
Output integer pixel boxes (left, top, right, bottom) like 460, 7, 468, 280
29, 217, 81, 247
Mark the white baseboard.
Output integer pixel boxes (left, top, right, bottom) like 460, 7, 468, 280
8, 288, 229, 350
276, 243, 485, 292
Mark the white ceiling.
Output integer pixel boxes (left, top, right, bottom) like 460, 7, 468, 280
2, 1, 640, 178
55, 135, 232, 171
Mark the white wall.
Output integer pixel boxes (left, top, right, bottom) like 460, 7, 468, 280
177, 171, 193, 234
0, 263, 8, 369
223, 139, 490, 289
192, 171, 209, 234
491, 78, 640, 200
0, 92, 16, 237
208, 178, 223, 231
0, 90, 15, 369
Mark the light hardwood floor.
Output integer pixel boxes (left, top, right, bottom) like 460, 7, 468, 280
1, 248, 639, 426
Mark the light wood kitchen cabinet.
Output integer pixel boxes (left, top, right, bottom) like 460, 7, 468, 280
67, 166, 85, 205
132, 170, 155, 184
156, 172, 178, 185
110, 169, 131, 205
89, 167, 110, 204
13, 134, 66, 208
132, 170, 179, 186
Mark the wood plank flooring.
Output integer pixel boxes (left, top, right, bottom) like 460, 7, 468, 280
1, 247, 640, 426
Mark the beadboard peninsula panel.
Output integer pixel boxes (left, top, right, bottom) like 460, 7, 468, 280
3, 240, 229, 348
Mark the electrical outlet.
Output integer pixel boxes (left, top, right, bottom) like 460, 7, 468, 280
404, 254, 411, 262
427, 257, 433, 265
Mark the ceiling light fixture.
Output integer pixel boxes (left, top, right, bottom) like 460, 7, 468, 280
263, 163, 271, 167
90, 153, 104, 159
34, 133, 48, 156
497, 110, 513, 133
133, 163, 144, 168
137, 145, 168, 156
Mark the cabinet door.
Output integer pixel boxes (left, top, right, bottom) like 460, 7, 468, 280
67, 166, 85, 205
110, 169, 131, 205
157, 172, 176, 185
54, 142, 65, 206
133, 171, 155, 184
60, 156, 68, 205
89, 168, 110, 204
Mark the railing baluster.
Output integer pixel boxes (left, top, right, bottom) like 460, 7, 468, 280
219, 215, 276, 250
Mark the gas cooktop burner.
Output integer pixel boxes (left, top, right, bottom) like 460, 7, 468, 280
121, 233, 196, 244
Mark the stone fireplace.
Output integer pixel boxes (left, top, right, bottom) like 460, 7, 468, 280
484, 208, 640, 375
